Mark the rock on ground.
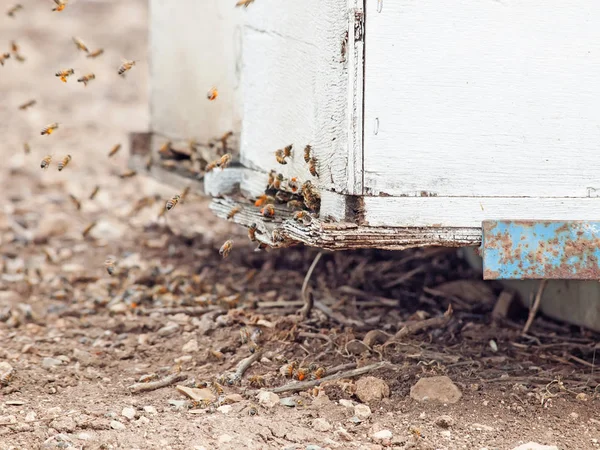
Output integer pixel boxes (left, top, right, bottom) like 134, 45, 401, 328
355, 376, 390, 403
511, 444, 559, 450
354, 404, 372, 420
257, 391, 279, 408
312, 418, 333, 432
410, 376, 462, 404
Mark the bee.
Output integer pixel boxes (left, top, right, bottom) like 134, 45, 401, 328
248, 375, 265, 388
235, 0, 255, 7
41, 123, 59, 135
89, 185, 100, 200
313, 367, 326, 380
87, 49, 104, 58
210, 381, 224, 396
254, 194, 275, 207
69, 194, 81, 210
77, 73, 95, 86
18, 99, 36, 110
267, 170, 276, 189
119, 170, 137, 179
260, 204, 275, 218
57, 154, 72, 171
82, 221, 97, 238
129, 196, 155, 216
302, 181, 321, 211
205, 161, 217, 172
255, 242, 270, 252
206, 87, 218, 101
166, 194, 181, 211
108, 144, 121, 158
272, 229, 285, 243
10, 41, 25, 62
0, 370, 13, 386
23, 142, 30, 154
158, 141, 172, 157
227, 206, 241, 220
248, 405, 258, 416
293, 211, 311, 222
273, 173, 284, 190
295, 368, 310, 381
55, 68, 74, 83
248, 341, 260, 354
304, 145, 312, 163
52, 0, 68, 12
218, 153, 232, 169
288, 177, 299, 193
118, 59, 136, 77
72, 37, 89, 53
0, 53, 10, 66
248, 223, 258, 242
138, 373, 158, 383
275, 149, 287, 165
283, 144, 293, 158
40, 155, 52, 169
309, 157, 319, 177
104, 258, 116, 276
219, 131, 233, 151
180, 186, 191, 203
286, 200, 304, 210
7, 4, 23, 17
283, 361, 298, 378
219, 240, 233, 258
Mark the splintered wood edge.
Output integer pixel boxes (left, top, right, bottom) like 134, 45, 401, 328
210, 197, 481, 251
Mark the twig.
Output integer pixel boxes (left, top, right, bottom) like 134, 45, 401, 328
314, 300, 365, 327
386, 304, 453, 344
337, 286, 398, 307
522, 280, 547, 335
299, 252, 323, 320
383, 266, 425, 289
297, 332, 332, 343
258, 301, 304, 308
224, 350, 263, 385
139, 307, 216, 316
128, 373, 188, 394
268, 361, 392, 394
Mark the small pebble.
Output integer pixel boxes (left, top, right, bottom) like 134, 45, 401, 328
372, 429, 392, 441
42, 357, 63, 369
121, 407, 136, 420
339, 399, 354, 409
218, 434, 233, 444
435, 415, 455, 429
217, 405, 232, 414
110, 420, 126, 430
355, 377, 390, 403
143, 406, 158, 415
135, 416, 150, 425
354, 404, 372, 420
312, 418, 333, 432
182, 339, 199, 353
157, 323, 180, 337
257, 391, 279, 408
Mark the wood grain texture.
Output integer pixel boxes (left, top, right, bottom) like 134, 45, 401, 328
150, 0, 243, 143
363, 0, 600, 197
240, 0, 355, 193
363, 197, 600, 228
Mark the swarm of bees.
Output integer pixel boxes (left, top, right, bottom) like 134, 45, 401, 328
281, 361, 325, 381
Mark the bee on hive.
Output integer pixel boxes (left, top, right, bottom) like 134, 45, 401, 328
87, 49, 104, 59
273, 173, 284, 190
165, 194, 181, 211
218, 153, 232, 169
118, 59, 136, 77
304, 145, 312, 163
55, 68, 74, 83
57, 154, 71, 171
248, 223, 258, 242
72, 37, 89, 53
77, 73, 95, 86
288, 177, 299, 193
41, 123, 59, 135
260, 204, 275, 218
309, 157, 319, 177
207, 87, 218, 101
18, 99, 36, 110
219, 240, 233, 258
40, 155, 52, 169
275, 149, 287, 165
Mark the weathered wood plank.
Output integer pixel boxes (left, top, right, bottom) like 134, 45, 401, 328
363, 0, 600, 198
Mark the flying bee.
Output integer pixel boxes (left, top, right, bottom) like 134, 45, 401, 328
206, 86, 218, 101
108, 144, 121, 158
288, 177, 299, 193
23, 142, 30, 154
248, 375, 265, 387
180, 186, 191, 203
227, 206, 241, 220
55, 68, 74, 82
309, 157, 319, 177
52, 0, 68, 12
283, 144, 292, 158
248, 223, 258, 242
313, 367, 325, 380
0, 53, 10, 66
218, 153, 232, 169
10, 41, 25, 62
260, 204, 275, 218
87, 48, 104, 58
219, 239, 233, 258
41, 123, 59, 135
82, 221, 97, 238
235, 0, 255, 7
40, 155, 52, 169
57, 154, 71, 171
118, 59, 136, 76
18, 99, 36, 110
275, 149, 287, 165
166, 194, 181, 211
72, 37, 89, 53
205, 161, 217, 172
7, 4, 23, 17
69, 194, 81, 210
286, 200, 304, 210
89, 185, 100, 200
104, 258, 116, 276
283, 361, 298, 378
77, 73, 95, 86
119, 170, 137, 179
303, 145, 312, 163
273, 173, 284, 190
295, 367, 310, 381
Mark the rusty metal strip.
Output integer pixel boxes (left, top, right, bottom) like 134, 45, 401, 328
481, 220, 600, 280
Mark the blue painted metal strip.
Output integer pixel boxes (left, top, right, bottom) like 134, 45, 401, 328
481, 221, 600, 280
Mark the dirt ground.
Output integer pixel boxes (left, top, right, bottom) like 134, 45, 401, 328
1, 1, 600, 449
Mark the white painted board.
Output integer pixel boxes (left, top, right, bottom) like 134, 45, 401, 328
240, 0, 357, 193
363, 0, 600, 198
150, 0, 244, 142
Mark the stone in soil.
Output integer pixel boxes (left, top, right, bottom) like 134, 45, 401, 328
372, 429, 392, 441
410, 376, 462, 404
121, 406, 136, 420
355, 376, 390, 403
182, 339, 199, 353
258, 391, 280, 409
354, 403, 372, 420
110, 420, 126, 430
42, 357, 63, 369
176, 385, 216, 403
511, 444, 559, 450
435, 415, 455, 429
157, 322, 180, 337
312, 418, 333, 432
